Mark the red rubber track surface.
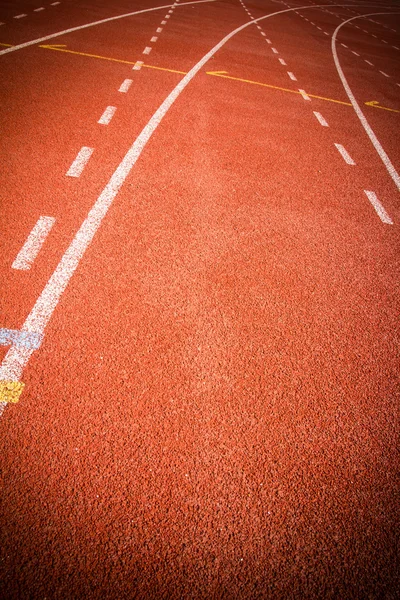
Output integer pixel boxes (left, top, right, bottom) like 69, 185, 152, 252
0, 0, 399, 598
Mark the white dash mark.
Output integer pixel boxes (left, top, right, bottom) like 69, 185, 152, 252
151, 36, 158, 42
257, 25, 262, 30
156, 27, 163, 33
119, 78, 132, 93
379, 70, 390, 77
313, 111, 329, 127
298, 88, 310, 101
66, 147, 94, 177
272, 47, 278, 53
393, 46, 399, 50
324, 31, 329, 35
143, 46, 152, 54
51, 1, 60, 5
352, 51, 360, 56
364, 190, 393, 224
334, 143, 355, 165
98, 105, 117, 125
287, 71, 297, 81
279, 58, 287, 65
365, 59, 374, 65
34, 7, 45, 11
341, 43, 348, 48
397, 83, 400, 87
266, 39, 272, 44
161, 20, 167, 25
261, 32, 266, 36
165, 14, 170, 18
12, 217, 56, 270
168, 9, 174, 13
382, 39, 388, 43
133, 60, 143, 70
14, 14, 27, 19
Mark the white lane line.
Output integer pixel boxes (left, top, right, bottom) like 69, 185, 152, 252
168, 8, 174, 12
1, 3, 342, 393
119, 78, 132, 92
352, 50, 360, 56
332, 12, 400, 192
334, 143, 356, 165
14, 14, 27, 19
257, 25, 262, 30
324, 31, 329, 35
313, 111, 329, 127
66, 147, 94, 177
364, 190, 393, 224
156, 27, 163, 32
12, 216, 55, 270
266, 38, 272, 43
165, 14, 171, 18
272, 47, 278, 53
0, 1, 217, 57
34, 7, 45, 11
98, 105, 117, 125
51, 1, 61, 5
0, 329, 43, 350
287, 71, 297, 81
341, 43, 348, 48
143, 46, 152, 54
365, 59, 374, 65
299, 88, 311, 100
379, 70, 389, 77
151, 36, 158, 42
261, 31, 266, 36
393, 46, 399, 50
161, 20, 167, 24
279, 57, 287, 65
382, 39, 388, 43
133, 60, 144, 70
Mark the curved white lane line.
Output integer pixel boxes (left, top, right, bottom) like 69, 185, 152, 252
332, 12, 400, 193
0, 0, 216, 56
0, 3, 394, 401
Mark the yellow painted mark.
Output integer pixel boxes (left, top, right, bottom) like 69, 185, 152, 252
38, 44, 187, 74
365, 100, 399, 113
0, 42, 13, 47
0, 380, 25, 404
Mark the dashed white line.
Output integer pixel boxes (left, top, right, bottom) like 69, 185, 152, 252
313, 111, 329, 127
341, 43, 348, 48
271, 47, 278, 53
266, 38, 272, 43
260, 31, 266, 36
143, 46, 152, 54
151, 36, 158, 42
66, 147, 94, 177
364, 190, 393, 224
12, 217, 56, 270
365, 59, 374, 65
51, 1, 61, 5
279, 58, 287, 65
352, 50, 360, 56
382, 39, 388, 43
298, 88, 311, 101
161, 20, 167, 25
165, 14, 171, 18
14, 14, 27, 19
34, 7, 45, 12
393, 46, 399, 50
133, 60, 144, 70
119, 78, 133, 93
334, 143, 356, 165
156, 27, 163, 32
287, 71, 297, 81
257, 25, 262, 30
98, 105, 117, 125
379, 70, 389, 77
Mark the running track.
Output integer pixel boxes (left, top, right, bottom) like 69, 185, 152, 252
0, 0, 399, 597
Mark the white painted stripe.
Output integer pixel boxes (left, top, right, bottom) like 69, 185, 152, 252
393, 46, 399, 50
0, 1, 217, 57
151, 36, 158, 42
261, 31, 266, 36
332, 12, 400, 192
0, 3, 338, 394
34, 7, 45, 11
299, 88, 310, 100
14, 14, 27, 19
133, 60, 144, 70
365, 59, 374, 65
257, 25, 262, 30
98, 105, 117, 125
341, 43, 348, 48
0, 329, 43, 350
165, 14, 171, 18
66, 147, 94, 177
287, 71, 297, 81
266, 38, 272, 44
51, 1, 61, 5
382, 39, 388, 43
379, 70, 389, 77
156, 27, 163, 32
364, 190, 393, 224
143, 46, 152, 54
324, 31, 329, 35
12, 216, 55, 270
168, 9, 174, 12
279, 58, 287, 65
161, 20, 167, 24
352, 50, 360, 56
118, 78, 132, 92
313, 111, 329, 127
272, 47, 278, 53
334, 143, 356, 165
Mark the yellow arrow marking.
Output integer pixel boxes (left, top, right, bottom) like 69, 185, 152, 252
0, 380, 25, 404
365, 100, 399, 113
38, 44, 187, 74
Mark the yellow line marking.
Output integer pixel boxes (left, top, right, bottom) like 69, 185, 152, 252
38, 44, 187, 74
0, 380, 25, 404
0, 42, 13, 47
1, 42, 399, 113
